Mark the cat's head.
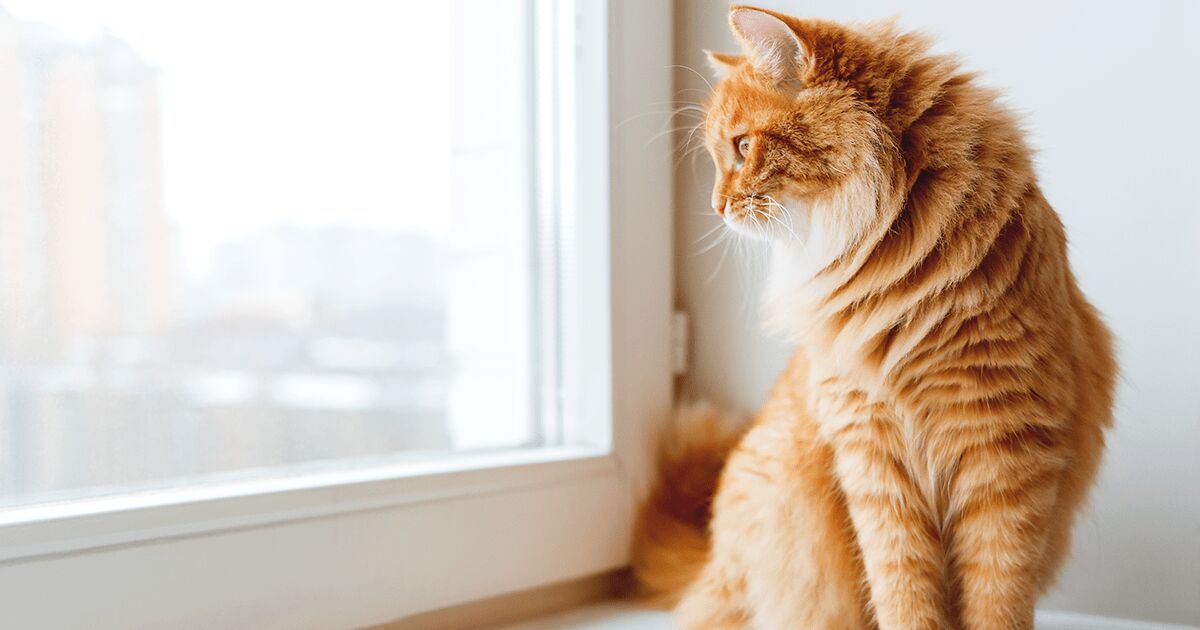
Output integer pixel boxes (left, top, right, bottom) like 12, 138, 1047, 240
704, 7, 906, 261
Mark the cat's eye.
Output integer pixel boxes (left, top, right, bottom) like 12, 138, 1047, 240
734, 135, 752, 160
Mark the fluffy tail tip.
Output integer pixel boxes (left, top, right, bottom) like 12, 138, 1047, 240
629, 402, 745, 607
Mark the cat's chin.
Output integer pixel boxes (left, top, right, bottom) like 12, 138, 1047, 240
722, 212, 808, 244
722, 213, 768, 240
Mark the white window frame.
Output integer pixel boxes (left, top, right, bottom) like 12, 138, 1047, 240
0, 1, 673, 627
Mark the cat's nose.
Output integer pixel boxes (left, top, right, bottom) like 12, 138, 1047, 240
713, 197, 728, 215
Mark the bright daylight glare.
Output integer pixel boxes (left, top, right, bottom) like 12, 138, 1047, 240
0, 0, 542, 508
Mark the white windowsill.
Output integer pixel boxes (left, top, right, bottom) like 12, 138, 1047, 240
497, 602, 668, 630
0, 445, 612, 564
497, 603, 1200, 630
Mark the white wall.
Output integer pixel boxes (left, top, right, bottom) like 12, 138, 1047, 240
673, 1, 1200, 625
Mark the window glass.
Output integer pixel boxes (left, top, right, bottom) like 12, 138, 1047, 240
0, 0, 547, 508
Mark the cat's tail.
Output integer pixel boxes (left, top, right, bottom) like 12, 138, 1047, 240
629, 402, 746, 607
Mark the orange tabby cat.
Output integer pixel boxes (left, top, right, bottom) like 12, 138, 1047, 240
632, 6, 1116, 629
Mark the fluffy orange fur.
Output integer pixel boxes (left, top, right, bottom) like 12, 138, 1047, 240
633, 7, 1117, 629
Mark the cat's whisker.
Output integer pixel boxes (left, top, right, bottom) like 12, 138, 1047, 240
765, 208, 802, 242
647, 98, 706, 108
668, 63, 715, 93
671, 123, 710, 176
695, 227, 729, 256
680, 137, 707, 160
693, 220, 725, 245
682, 119, 705, 147
647, 124, 708, 147
750, 199, 802, 242
675, 87, 711, 97
615, 106, 705, 131
706, 231, 734, 284
761, 195, 804, 241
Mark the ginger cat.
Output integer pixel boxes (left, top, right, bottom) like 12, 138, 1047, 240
632, 6, 1116, 629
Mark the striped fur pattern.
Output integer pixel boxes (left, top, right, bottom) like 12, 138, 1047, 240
633, 6, 1116, 629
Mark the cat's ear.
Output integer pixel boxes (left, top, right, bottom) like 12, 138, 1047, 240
728, 6, 809, 84
704, 50, 744, 79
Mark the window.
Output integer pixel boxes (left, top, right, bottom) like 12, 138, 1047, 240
0, 1, 671, 626
0, 0, 549, 509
